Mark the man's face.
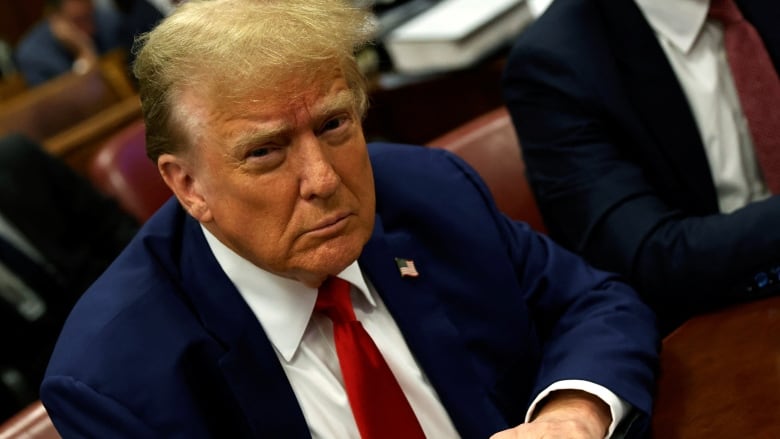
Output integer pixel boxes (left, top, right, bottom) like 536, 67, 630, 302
60, 0, 95, 36
161, 70, 376, 288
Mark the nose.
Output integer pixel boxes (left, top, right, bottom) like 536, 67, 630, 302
297, 137, 341, 201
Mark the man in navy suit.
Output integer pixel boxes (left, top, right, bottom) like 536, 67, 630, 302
41, 0, 658, 437
503, 0, 780, 331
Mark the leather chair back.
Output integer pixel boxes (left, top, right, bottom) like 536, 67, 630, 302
88, 119, 172, 223
427, 106, 546, 233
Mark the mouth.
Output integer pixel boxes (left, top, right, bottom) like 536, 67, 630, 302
305, 212, 352, 238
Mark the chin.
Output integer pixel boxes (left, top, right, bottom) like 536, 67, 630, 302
301, 233, 368, 277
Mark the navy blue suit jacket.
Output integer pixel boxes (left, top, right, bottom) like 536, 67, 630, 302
503, 0, 780, 329
41, 143, 658, 438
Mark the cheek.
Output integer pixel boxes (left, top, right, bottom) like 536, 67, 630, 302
341, 151, 376, 225
206, 173, 298, 240
230, 188, 297, 230
355, 155, 376, 203
221, 202, 297, 269
337, 143, 372, 186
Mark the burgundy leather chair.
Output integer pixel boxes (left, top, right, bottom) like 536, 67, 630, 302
0, 50, 135, 144
0, 401, 59, 439
427, 106, 547, 233
88, 119, 173, 223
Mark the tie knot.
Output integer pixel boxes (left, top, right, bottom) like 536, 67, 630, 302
315, 276, 356, 323
708, 0, 744, 25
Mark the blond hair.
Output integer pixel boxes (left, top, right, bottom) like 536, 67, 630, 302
133, 0, 375, 162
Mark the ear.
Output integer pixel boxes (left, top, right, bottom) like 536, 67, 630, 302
158, 153, 213, 223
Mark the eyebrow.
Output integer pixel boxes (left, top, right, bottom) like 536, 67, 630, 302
314, 90, 355, 119
230, 90, 356, 153
231, 125, 289, 154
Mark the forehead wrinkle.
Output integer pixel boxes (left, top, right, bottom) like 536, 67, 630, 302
230, 88, 355, 150
190, 76, 357, 159
230, 124, 292, 154
202, 93, 290, 155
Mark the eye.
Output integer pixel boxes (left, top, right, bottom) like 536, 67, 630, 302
242, 144, 286, 172
248, 147, 272, 158
320, 115, 349, 134
245, 145, 284, 164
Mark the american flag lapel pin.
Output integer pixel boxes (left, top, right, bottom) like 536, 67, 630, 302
395, 257, 419, 278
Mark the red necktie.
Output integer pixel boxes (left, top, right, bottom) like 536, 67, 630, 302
316, 276, 426, 439
709, 0, 780, 193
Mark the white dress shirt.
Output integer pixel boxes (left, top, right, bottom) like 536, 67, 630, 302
203, 226, 627, 437
635, 0, 771, 213
528, 0, 555, 18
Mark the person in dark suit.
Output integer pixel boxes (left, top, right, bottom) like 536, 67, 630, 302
503, 0, 780, 331
41, 1, 658, 437
0, 134, 138, 420
111, 0, 180, 66
15, 0, 122, 86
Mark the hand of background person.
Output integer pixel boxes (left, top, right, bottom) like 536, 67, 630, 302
490, 390, 611, 439
49, 14, 97, 72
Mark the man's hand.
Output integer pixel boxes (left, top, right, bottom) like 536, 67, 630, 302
49, 15, 98, 72
490, 390, 612, 439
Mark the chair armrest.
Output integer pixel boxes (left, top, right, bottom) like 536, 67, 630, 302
0, 400, 59, 439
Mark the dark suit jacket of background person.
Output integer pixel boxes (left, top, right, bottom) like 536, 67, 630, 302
41, 143, 659, 438
502, 0, 780, 331
0, 134, 138, 419
112, 0, 165, 66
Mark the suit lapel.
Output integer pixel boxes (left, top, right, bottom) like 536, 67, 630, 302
597, 0, 719, 211
177, 215, 310, 438
170, 211, 513, 437
358, 217, 508, 438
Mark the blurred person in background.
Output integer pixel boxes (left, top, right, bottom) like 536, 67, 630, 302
112, 0, 184, 65
0, 134, 138, 421
15, 0, 122, 86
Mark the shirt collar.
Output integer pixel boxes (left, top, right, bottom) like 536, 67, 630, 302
201, 225, 375, 362
634, 0, 710, 53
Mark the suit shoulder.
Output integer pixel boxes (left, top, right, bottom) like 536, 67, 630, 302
368, 142, 461, 177
504, 0, 624, 107
521, 0, 600, 44
47, 201, 196, 372
507, 0, 609, 72
367, 141, 429, 159
367, 142, 480, 189
366, 142, 504, 226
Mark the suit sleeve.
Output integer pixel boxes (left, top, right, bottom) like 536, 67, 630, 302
41, 376, 157, 438
500, 210, 659, 422
502, 41, 780, 324
433, 149, 659, 423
